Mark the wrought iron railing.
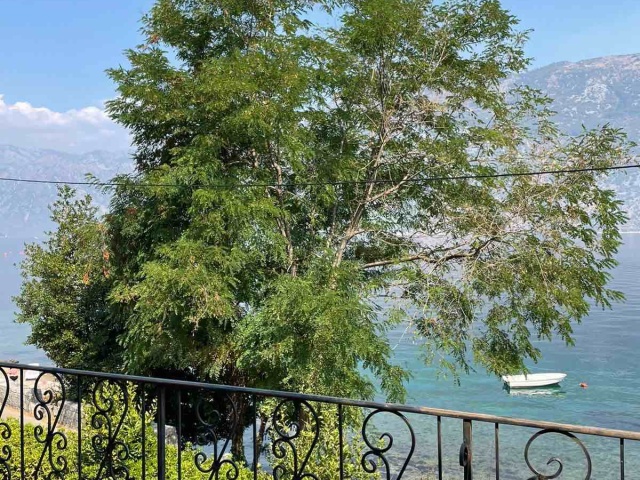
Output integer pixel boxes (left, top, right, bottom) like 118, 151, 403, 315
0, 361, 637, 479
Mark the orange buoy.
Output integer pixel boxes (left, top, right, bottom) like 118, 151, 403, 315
580, 382, 588, 388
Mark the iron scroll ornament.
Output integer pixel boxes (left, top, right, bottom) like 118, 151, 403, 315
525, 429, 592, 480
0, 369, 11, 480
271, 399, 320, 480
194, 392, 240, 480
361, 409, 416, 480
91, 379, 132, 480
32, 372, 68, 479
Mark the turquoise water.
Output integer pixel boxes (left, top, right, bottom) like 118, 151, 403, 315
391, 233, 640, 429
0, 238, 48, 364
2, 236, 640, 477
377, 233, 640, 478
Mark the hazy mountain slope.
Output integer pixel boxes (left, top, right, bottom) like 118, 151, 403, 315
2, 54, 640, 236
0, 145, 131, 237
513, 54, 640, 230
515, 54, 640, 136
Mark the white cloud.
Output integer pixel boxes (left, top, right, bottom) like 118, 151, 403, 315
0, 95, 131, 153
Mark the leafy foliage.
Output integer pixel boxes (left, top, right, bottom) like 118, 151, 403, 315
265, 402, 378, 480
16, 0, 634, 407
0, 394, 253, 480
15, 187, 120, 372
0, 385, 383, 480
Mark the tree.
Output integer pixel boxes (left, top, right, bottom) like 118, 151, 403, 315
17, 0, 633, 402
15, 187, 121, 372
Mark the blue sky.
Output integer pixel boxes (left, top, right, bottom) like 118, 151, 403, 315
0, 1, 154, 111
502, 0, 640, 67
0, 0, 639, 152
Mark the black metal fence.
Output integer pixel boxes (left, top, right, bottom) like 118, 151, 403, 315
0, 361, 638, 480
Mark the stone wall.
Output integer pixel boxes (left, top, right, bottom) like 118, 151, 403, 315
0, 377, 80, 429
1, 377, 177, 443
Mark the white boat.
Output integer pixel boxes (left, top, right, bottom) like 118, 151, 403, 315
501, 373, 566, 388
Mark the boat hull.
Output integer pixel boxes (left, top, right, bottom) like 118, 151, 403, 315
501, 373, 566, 389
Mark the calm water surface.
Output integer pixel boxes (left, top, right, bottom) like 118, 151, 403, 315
2, 236, 640, 478
0, 238, 47, 364
380, 233, 640, 478
391, 233, 640, 428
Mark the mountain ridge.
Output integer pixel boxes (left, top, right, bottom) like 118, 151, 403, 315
2, 53, 640, 236
514, 53, 640, 230
0, 145, 131, 237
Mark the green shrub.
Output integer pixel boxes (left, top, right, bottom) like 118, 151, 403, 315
265, 402, 379, 480
0, 381, 259, 480
0, 386, 382, 479
1, 417, 79, 479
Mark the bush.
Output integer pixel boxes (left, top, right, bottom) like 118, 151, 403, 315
0, 385, 384, 480
265, 401, 378, 480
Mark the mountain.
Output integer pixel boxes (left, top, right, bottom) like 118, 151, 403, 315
514, 54, 640, 136
513, 54, 640, 230
2, 54, 640, 237
0, 145, 132, 238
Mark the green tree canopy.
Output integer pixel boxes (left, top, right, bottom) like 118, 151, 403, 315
15, 187, 120, 371
17, 0, 633, 402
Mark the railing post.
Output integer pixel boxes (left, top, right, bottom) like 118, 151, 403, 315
20, 368, 24, 480
177, 389, 182, 480
252, 394, 258, 480
338, 404, 344, 480
157, 386, 166, 480
141, 384, 147, 480
460, 419, 473, 480
620, 438, 625, 480
77, 378, 82, 480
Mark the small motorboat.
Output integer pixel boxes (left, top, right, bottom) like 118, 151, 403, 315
502, 373, 566, 389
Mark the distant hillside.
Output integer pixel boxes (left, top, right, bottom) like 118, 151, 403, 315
0, 145, 131, 238
514, 54, 640, 136
513, 54, 640, 230
2, 54, 640, 236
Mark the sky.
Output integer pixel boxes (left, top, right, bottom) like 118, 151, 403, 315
1, 0, 639, 153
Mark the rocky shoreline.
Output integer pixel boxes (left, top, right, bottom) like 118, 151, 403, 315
1, 366, 177, 443
0, 366, 79, 429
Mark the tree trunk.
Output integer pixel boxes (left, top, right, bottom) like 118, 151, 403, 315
253, 412, 268, 469
231, 392, 248, 462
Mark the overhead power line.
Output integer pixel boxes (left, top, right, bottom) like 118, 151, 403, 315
0, 163, 637, 190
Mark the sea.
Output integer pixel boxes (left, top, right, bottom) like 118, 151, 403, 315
2, 235, 640, 478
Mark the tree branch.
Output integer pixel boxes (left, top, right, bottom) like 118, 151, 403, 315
268, 141, 297, 275
362, 237, 497, 269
